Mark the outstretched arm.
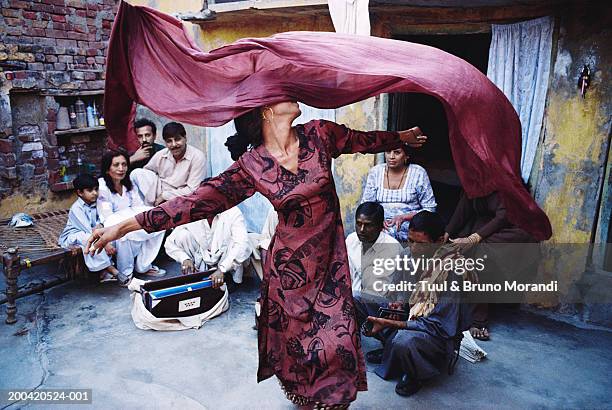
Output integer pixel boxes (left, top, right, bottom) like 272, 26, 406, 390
316, 119, 427, 158
87, 161, 256, 254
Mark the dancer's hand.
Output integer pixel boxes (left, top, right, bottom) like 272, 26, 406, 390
181, 259, 195, 275
399, 127, 427, 148
86, 217, 141, 255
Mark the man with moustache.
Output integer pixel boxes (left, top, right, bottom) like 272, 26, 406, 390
130, 121, 206, 206
129, 118, 165, 169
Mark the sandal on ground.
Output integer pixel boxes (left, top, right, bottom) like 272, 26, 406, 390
470, 326, 490, 341
365, 348, 384, 364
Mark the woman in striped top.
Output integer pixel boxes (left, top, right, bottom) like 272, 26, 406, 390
361, 146, 437, 242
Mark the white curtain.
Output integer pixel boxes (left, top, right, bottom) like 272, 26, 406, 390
207, 105, 335, 232
328, 0, 370, 36
487, 16, 554, 182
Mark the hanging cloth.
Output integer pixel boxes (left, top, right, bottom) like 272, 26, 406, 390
487, 16, 554, 182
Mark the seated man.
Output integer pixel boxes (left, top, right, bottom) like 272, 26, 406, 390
130, 122, 205, 206
164, 206, 252, 292
129, 118, 165, 169
346, 202, 406, 359
346, 201, 405, 303
365, 210, 474, 397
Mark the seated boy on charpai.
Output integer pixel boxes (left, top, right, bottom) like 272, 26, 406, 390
59, 174, 119, 283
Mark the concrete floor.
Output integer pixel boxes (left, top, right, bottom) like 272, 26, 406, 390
1, 258, 612, 409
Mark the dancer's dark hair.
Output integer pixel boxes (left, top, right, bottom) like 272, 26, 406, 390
225, 109, 264, 160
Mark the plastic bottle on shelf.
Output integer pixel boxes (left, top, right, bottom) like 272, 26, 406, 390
75, 98, 87, 129
86, 104, 95, 128
92, 103, 100, 126
69, 105, 77, 128
77, 153, 84, 175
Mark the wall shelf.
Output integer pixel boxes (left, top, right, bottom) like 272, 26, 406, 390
54, 126, 106, 136
50, 181, 74, 192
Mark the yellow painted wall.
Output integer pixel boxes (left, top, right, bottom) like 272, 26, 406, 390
530, 3, 611, 309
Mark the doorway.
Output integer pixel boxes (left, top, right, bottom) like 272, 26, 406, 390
387, 33, 492, 223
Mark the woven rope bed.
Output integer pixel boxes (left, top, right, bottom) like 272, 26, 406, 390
0, 210, 71, 262
0, 210, 84, 324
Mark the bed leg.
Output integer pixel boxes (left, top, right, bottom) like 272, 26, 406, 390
3, 247, 21, 324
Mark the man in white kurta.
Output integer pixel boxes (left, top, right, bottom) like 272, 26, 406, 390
345, 202, 407, 332
164, 206, 252, 284
346, 229, 405, 300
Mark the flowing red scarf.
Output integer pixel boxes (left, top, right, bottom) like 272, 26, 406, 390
104, 1, 552, 240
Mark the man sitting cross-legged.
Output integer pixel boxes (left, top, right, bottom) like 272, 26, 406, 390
164, 206, 252, 292
365, 210, 475, 397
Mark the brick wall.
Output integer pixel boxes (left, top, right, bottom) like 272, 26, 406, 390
0, 0, 117, 203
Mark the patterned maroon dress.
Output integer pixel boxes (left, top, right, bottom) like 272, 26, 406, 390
136, 120, 402, 405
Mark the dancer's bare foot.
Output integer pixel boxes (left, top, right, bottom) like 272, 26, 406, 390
470, 326, 490, 341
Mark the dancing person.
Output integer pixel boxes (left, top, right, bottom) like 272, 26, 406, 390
444, 191, 537, 341
129, 118, 165, 169
361, 145, 436, 242
365, 210, 474, 397
97, 150, 166, 285
87, 101, 426, 408
130, 121, 206, 206
58, 173, 120, 283
164, 206, 251, 292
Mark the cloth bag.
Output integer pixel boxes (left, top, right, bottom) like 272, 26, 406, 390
128, 278, 229, 331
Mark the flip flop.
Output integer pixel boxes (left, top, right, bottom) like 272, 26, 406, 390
470, 326, 490, 341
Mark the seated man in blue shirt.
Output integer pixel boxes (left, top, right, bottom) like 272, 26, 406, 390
365, 210, 474, 397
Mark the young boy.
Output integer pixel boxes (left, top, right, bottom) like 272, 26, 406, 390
58, 174, 119, 283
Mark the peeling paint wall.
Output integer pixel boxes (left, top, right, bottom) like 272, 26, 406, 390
531, 2, 612, 312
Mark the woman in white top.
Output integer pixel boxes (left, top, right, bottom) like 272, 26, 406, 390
97, 150, 165, 284
361, 145, 436, 242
